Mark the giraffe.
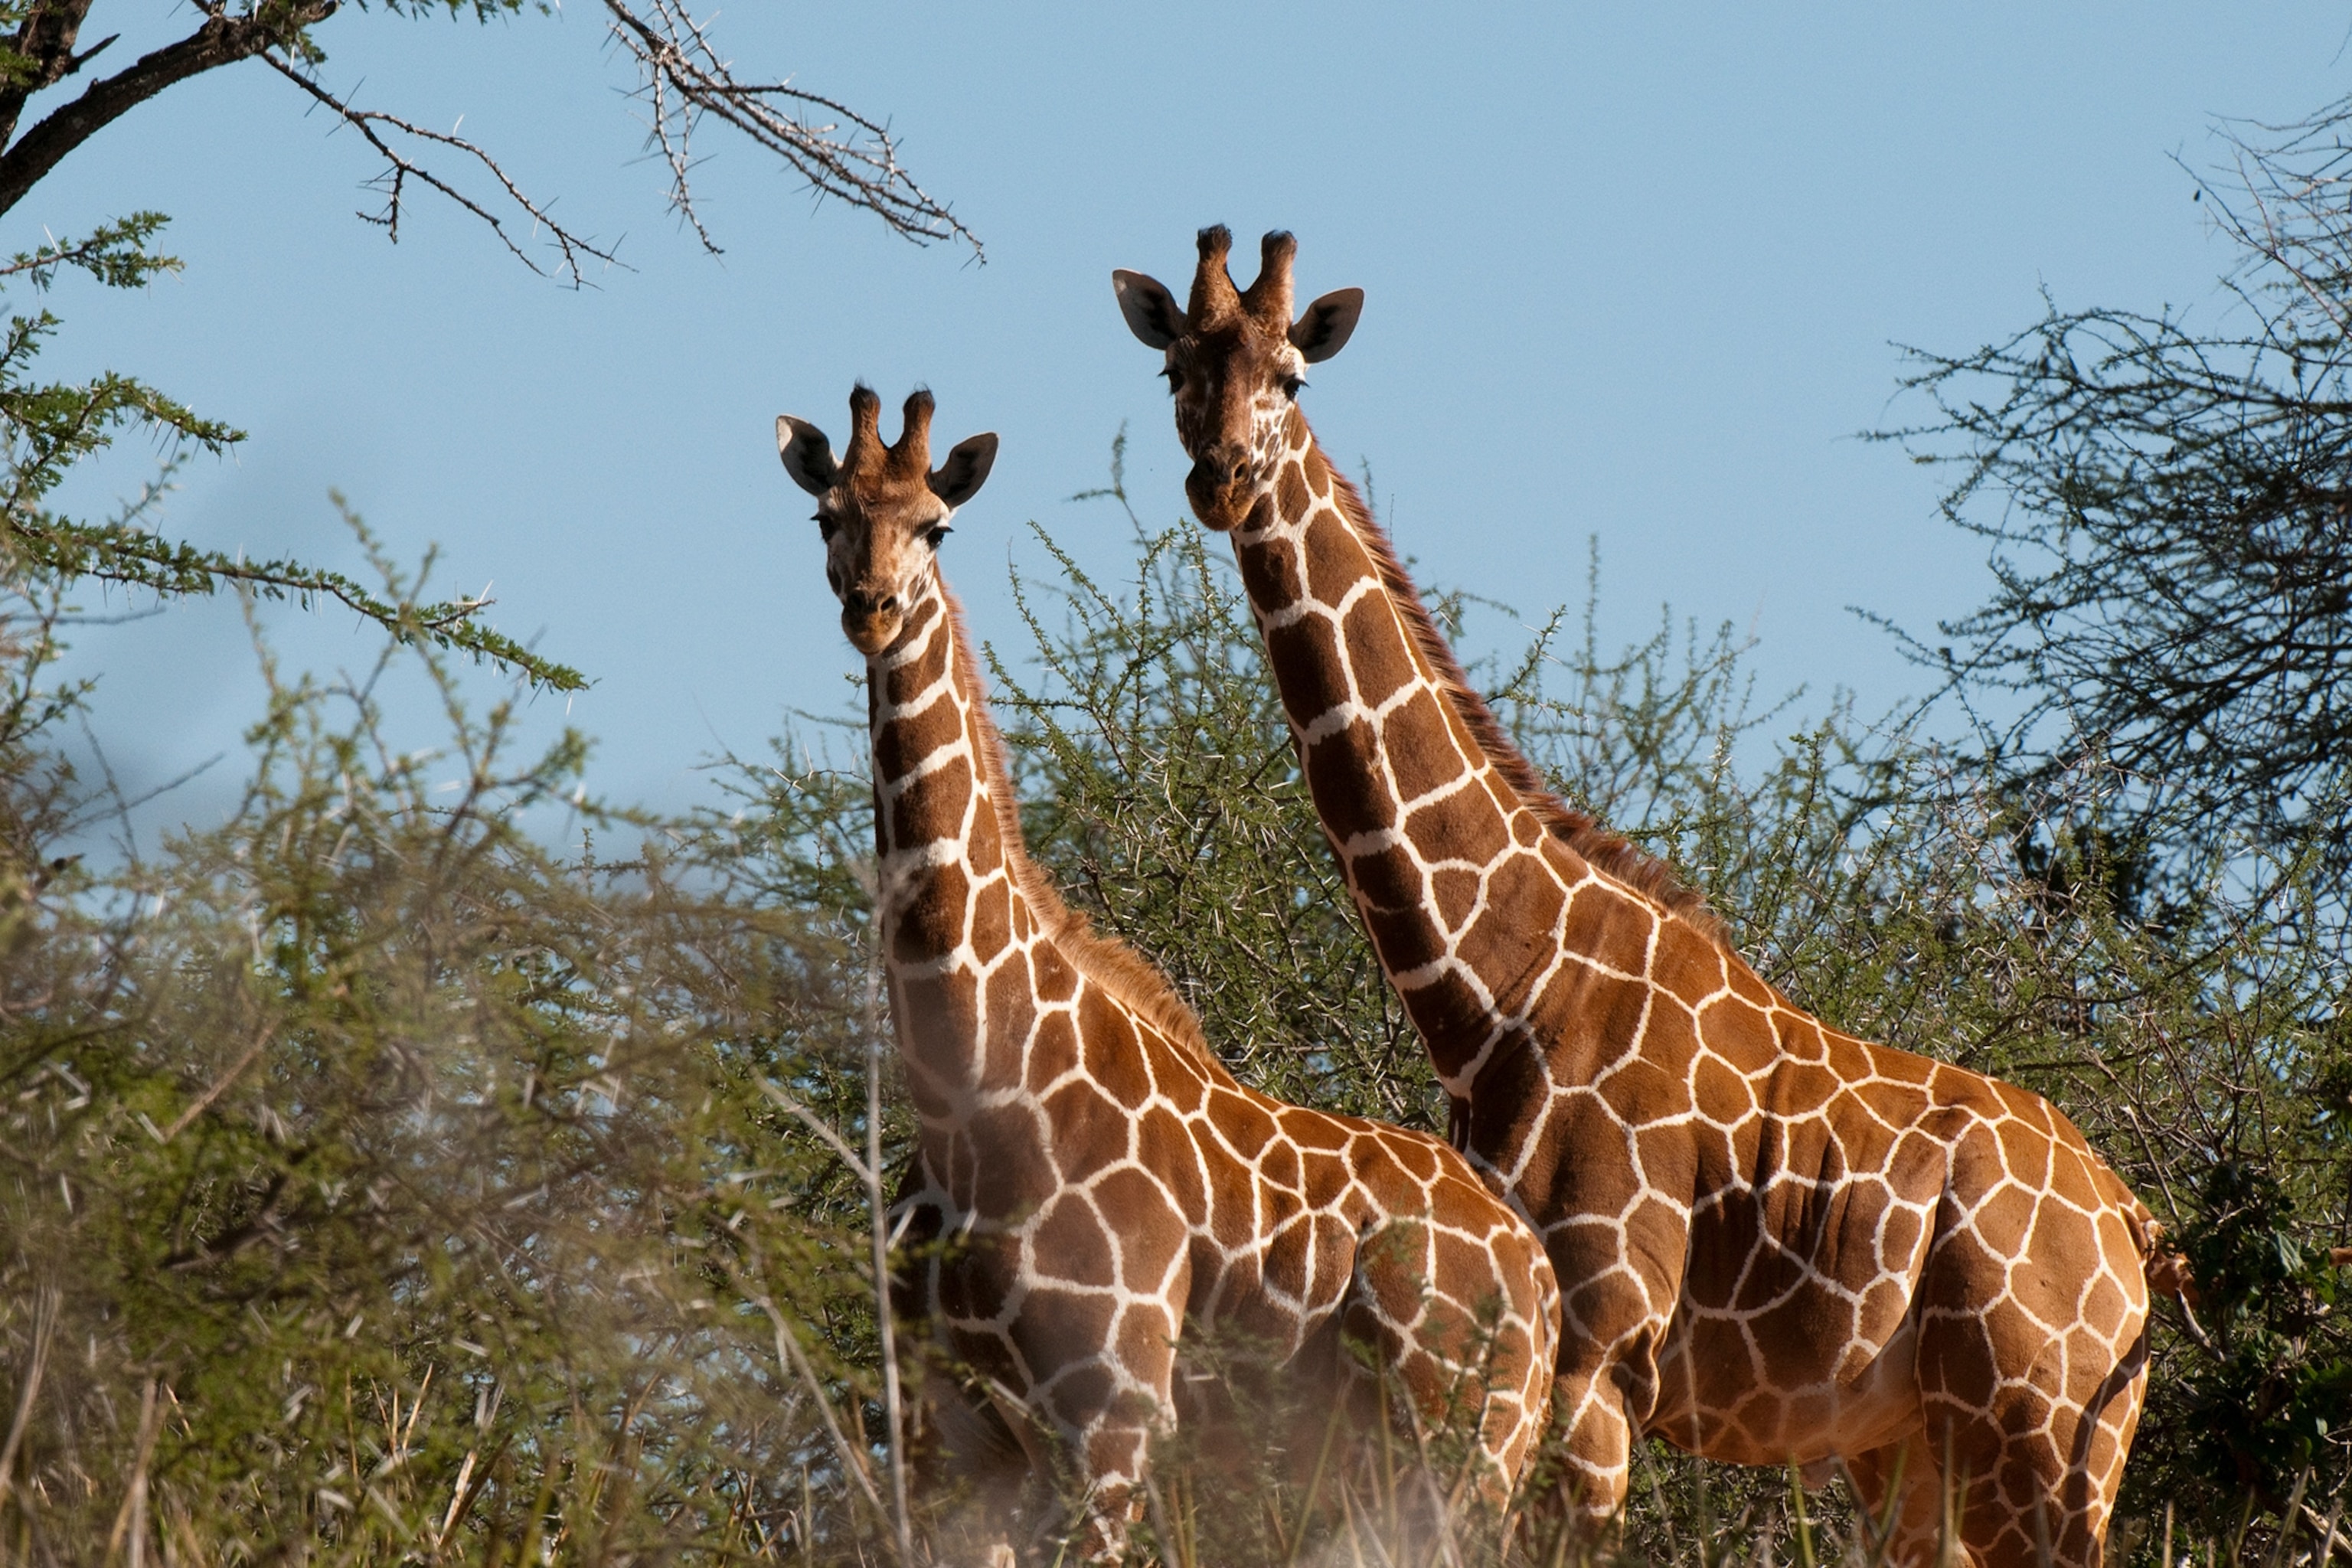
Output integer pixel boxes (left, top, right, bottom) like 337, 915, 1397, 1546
776, 384, 1560, 1563
1110, 228, 2191, 1568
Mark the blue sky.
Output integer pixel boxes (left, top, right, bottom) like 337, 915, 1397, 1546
24, 3, 2352, 843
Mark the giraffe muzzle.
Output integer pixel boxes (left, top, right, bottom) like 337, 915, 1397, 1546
841, 588, 904, 655
1184, 452, 1256, 532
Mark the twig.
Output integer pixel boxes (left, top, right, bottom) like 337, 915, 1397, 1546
260, 51, 623, 287
2302, 1501, 2350, 1566
752, 1294, 885, 1518
603, 0, 981, 259
859, 951, 915, 1563
162, 1021, 277, 1141
0, 1285, 59, 1511
103, 1379, 163, 1567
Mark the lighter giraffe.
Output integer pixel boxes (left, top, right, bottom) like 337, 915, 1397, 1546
777, 385, 1560, 1563
1112, 230, 2194, 1567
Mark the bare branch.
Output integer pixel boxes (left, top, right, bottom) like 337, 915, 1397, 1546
603, 0, 982, 260
0, 2, 106, 150
0, 3, 334, 219
260, 49, 622, 288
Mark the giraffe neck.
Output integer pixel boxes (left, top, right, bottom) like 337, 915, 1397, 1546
865, 583, 1223, 1105
1226, 410, 1713, 1091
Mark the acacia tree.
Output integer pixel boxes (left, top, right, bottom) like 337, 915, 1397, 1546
1882, 97, 2352, 903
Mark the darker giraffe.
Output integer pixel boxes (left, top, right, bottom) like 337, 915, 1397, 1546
776, 385, 1560, 1563
1112, 230, 2190, 1567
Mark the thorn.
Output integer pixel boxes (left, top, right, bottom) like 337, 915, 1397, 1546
65, 34, 119, 74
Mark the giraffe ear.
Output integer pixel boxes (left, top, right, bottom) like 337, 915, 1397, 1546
1289, 287, 1364, 364
929, 432, 998, 509
1113, 270, 1187, 350
776, 415, 837, 497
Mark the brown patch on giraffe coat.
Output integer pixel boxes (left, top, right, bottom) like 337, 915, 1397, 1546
1384, 689, 1472, 804
1651, 929, 1727, 1010
1096, 1169, 1183, 1286
892, 750, 974, 848
1025, 1008, 1079, 1090
2048, 1145, 2102, 1210
1114, 1302, 1177, 1381
1033, 945, 1080, 1004
895, 969, 975, 1063
1214, 1089, 1279, 1160
1035, 1194, 1118, 1286
1041, 1077, 1131, 1183
1135, 1105, 1207, 1223
1346, 841, 1422, 915
1767, 1060, 1841, 1121
1555, 884, 1648, 978
1147, 1040, 1210, 1114
1394, 964, 1493, 1051
1263, 613, 1346, 704
969, 876, 1014, 965
1260, 1136, 1303, 1193
885, 627, 950, 706
1264, 1223, 1312, 1301
1232, 534, 1303, 615
2027, 1204, 2098, 1282
1430, 866, 1481, 933
2080, 1274, 2128, 1341
1078, 988, 1151, 1110
985, 969, 1034, 1083
873, 694, 961, 782
969, 1103, 1052, 1214
1276, 459, 1310, 517
1302, 509, 1374, 609
1304, 720, 1394, 842
1387, 1129, 1444, 1185
1691, 1053, 1752, 1126
1340, 590, 1416, 710
893, 860, 969, 965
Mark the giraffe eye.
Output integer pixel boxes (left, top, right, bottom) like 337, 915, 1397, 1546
1281, 374, 1306, 399
814, 514, 839, 542
923, 524, 952, 550
1162, 364, 1184, 396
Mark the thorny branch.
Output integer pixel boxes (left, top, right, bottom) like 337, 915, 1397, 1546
260, 50, 622, 287
604, 0, 982, 260
0, 2, 975, 278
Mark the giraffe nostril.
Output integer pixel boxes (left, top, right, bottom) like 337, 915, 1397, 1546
876, 594, 899, 614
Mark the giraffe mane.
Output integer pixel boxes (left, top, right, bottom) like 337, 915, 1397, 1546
1318, 461, 1730, 946
940, 588, 1234, 1076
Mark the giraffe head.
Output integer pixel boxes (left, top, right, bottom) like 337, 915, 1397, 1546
776, 385, 998, 655
1113, 226, 1364, 531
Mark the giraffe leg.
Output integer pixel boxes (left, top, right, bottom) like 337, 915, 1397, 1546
1911, 1189, 2154, 1568
1336, 1217, 1555, 1517
1547, 1361, 1634, 1525
907, 1374, 1034, 1568
1909, 1315, 2151, 1568
1844, 1436, 1971, 1568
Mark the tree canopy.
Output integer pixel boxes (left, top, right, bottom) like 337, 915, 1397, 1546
1883, 97, 2352, 903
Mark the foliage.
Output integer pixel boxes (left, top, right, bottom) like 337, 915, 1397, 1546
0, 580, 921, 1559
1880, 96, 2352, 903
